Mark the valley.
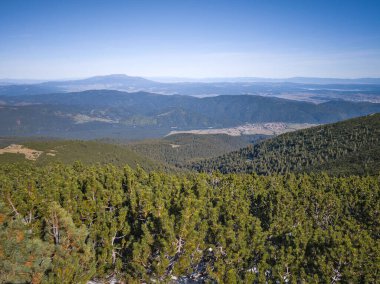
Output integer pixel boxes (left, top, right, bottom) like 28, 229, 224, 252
1, 114, 378, 176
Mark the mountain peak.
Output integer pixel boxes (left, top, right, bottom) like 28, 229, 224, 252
66, 74, 157, 86
83, 74, 150, 81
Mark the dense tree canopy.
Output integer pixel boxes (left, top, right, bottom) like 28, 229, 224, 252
0, 163, 379, 283
191, 114, 380, 176
129, 133, 267, 167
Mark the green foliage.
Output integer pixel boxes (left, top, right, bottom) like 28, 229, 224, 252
129, 133, 267, 167
0, 139, 163, 170
43, 202, 96, 283
192, 113, 380, 176
0, 201, 52, 284
0, 163, 379, 282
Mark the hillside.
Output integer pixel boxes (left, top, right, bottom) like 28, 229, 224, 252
0, 139, 162, 170
191, 113, 380, 175
1, 90, 380, 139
128, 133, 268, 167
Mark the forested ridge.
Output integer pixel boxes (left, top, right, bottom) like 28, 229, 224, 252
0, 140, 165, 170
2, 89, 380, 139
0, 163, 379, 283
191, 113, 380, 176
0, 134, 265, 171
128, 133, 267, 167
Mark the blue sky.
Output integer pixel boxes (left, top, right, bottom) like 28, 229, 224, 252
0, 0, 379, 79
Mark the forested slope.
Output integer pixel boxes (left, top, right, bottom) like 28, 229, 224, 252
191, 113, 380, 175
128, 133, 268, 167
0, 140, 162, 170
0, 164, 378, 283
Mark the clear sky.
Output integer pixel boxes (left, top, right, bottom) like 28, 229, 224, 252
1, 0, 380, 79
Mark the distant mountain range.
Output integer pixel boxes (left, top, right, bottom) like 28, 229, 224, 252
1, 89, 379, 139
149, 76, 380, 84
0, 74, 379, 140
1, 74, 380, 103
3, 74, 380, 85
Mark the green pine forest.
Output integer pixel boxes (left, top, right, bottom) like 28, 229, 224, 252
192, 114, 380, 176
0, 139, 162, 170
0, 114, 379, 283
128, 133, 267, 167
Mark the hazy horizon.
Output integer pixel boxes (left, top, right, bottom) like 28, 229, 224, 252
1, 0, 380, 79
2, 73, 380, 83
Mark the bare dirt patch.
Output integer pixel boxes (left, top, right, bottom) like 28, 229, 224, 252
168, 122, 317, 137
170, 144, 180, 148
0, 144, 43, 160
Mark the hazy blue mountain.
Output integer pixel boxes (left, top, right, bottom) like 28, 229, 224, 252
150, 76, 380, 84
0, 74, 163, 96
282, 77, 380, 84
1, 74, 380, 103
0, 84, 60, 96
40, 74, 160, 89
0, 79, 46, 85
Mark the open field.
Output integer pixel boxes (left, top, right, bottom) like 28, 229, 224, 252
0, 144, 43, 160
168, 122, 317, 136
